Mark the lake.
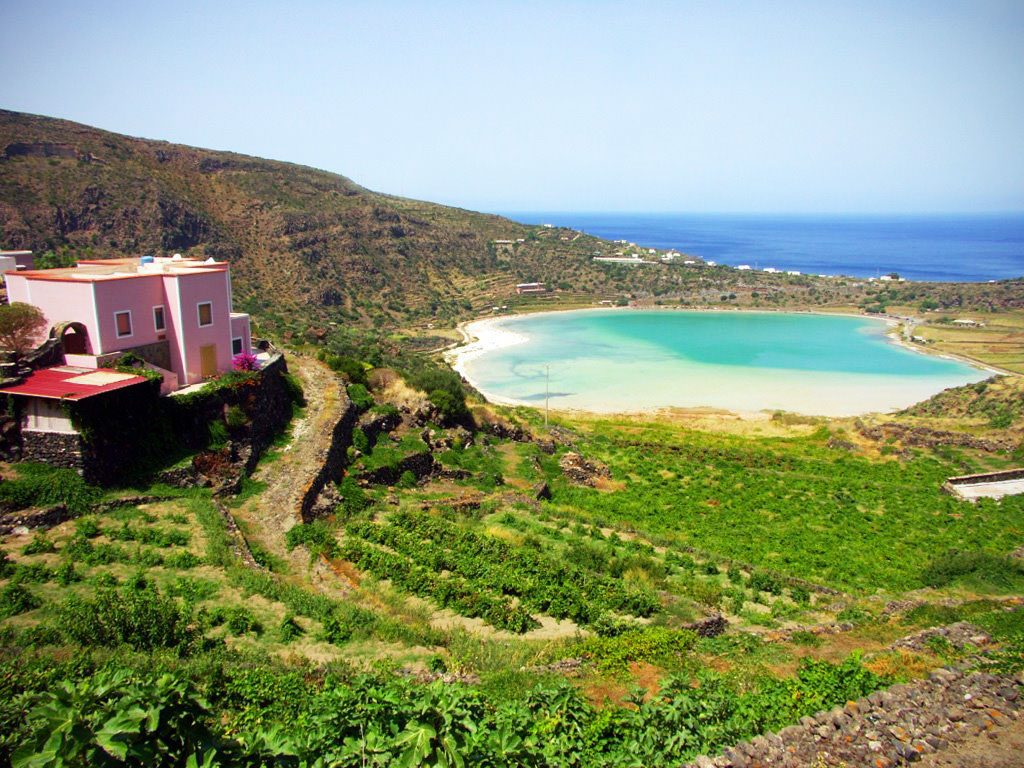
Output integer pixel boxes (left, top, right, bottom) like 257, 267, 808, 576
454, 309, 989, 416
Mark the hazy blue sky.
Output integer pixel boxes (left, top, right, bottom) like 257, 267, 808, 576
2, 0, 1022, 213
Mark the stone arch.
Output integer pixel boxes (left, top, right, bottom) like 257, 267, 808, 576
51, 322, 93, 356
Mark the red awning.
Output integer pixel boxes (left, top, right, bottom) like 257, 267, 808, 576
0, 366, 149, 401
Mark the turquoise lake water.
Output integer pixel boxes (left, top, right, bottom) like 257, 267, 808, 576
458, 310, 989, 416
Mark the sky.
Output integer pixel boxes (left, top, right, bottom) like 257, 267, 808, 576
1, 0, 1023, 214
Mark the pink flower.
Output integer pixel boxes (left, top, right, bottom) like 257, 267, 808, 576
232, 351, 260, 371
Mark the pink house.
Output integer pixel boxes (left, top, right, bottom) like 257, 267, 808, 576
5, 255, 252, 390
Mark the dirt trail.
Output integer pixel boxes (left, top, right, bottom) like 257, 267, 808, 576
916, 715, 1024, 768
234, 354, 343, 571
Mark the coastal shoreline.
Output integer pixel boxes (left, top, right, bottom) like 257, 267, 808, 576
444, 305, 999, 417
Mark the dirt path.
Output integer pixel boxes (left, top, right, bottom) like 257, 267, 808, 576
916, 715, 1024, 768
234, 354, 343, 572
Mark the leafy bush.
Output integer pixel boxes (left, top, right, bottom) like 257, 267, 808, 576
53, 560, 80, 586
0, 464, 101, 516
285, 521, 339, 559
921, 549, 1024, 591
279, 615, 304, 642
0, 583, 41, 618
324, 354, 367, 384
11, 669, 220, 767
578, 626, 697, 671
55, 580, 196, 653
337, 476, 369, 518
347, 383, 374, 411
74, 517, 101, 539
351, 427, 370, 453
21, 533, 55, 556
748, 570, 784, 595
207, 419, 229, 449
225, 404, 249, 430
163, 551, 202, 569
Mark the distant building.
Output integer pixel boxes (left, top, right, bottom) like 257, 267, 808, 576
515, 282, 547, 294
736, 265, 752, 271
493, 239, 514, 244
762, 267, 779, 274
952, 318, 984, 327
787, 270, 801, 276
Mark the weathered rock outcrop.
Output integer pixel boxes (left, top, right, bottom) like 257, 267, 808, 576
559, 452, 611, 486
855, 421, 1018, 453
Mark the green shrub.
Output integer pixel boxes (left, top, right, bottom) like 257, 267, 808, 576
789, 584, 811, 605
749, 570, 784, 596
578, 626, 698, 671
0, 464, 100, 516
337, 476, 369, 518
74, 517, 101, 538
326, 355, 367, 384
921, 550, 1024, 591
207, 419, 229, 449
55, 580, 196, 653
54, 560, 80, 586
0, 583, 41, 618
285, 520, 339, 559
397, 470, 418, 489
163, 551, 202, 569
11, 669, 219, 767
348, 383, 374, 411
351, 427, 370, 453
279, 614, 304, 642
225, 404, 249, 430
217, 606, 262, 636
21, 533, 55, 556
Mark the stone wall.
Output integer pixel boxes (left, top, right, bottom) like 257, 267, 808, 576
299, 385, 356, 522
124, 339, 172, 372
684, 662, 1023, 768
163, 352, 295, 470
20, 430, 86, 473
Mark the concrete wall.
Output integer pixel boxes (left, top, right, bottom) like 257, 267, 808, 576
168, 270, 234, 384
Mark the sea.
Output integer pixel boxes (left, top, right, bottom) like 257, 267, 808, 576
458, 310, 988, 417
500, 213, 1024, 283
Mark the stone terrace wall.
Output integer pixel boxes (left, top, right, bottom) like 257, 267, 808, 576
685, 666, 1022, 768
20, 430, 85, 472
299, 387, 356, 522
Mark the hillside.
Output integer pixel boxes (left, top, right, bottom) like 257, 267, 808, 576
3, 109, 1022, 340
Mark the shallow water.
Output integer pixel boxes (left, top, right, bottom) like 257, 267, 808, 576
459, 310, 989, 416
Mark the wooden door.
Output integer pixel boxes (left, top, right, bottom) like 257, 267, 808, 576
200, 344, 218, 378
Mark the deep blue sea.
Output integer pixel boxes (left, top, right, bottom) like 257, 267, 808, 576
500, 213, 1024, 283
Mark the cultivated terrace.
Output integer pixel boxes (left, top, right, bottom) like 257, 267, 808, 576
0, 110, 1023, 767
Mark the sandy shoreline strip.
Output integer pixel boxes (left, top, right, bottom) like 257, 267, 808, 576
444, 317, 532, 407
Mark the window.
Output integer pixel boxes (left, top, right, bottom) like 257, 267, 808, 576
153, 306, 165, 331
115, 311, 132, 338
232, 337, 243, 355
197, 302, 213, 327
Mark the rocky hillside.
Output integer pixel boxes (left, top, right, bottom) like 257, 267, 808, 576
2, 110, 1022, 334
